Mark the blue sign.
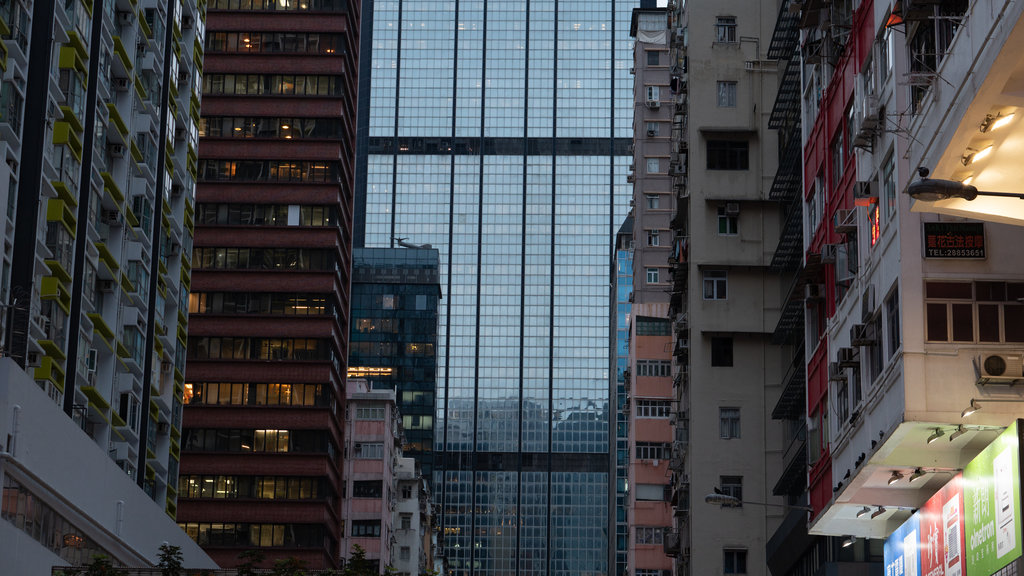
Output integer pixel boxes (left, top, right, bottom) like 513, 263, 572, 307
885, 513, 922, 576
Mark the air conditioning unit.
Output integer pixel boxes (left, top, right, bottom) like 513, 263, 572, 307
161, 360, 172, 373
87, 348, 98, 373
171, 183, 183, 196
169, 242, 180, 256
157, 422, 170, 434
116, 11, 133, 26
833, 208, 856, 234
821, 243, 838, 264
837, 347, 858, 368
629, 67, 635, 75
976, 353, 1024, 381
113, 77, 130, 92
27, 352, 40, 366
182, 15, 194, 29
174, 127, 186, 140
725, 202, 740, 216
850, 323, 875, 346
101, 209, 123, 226
804, 283, 824, 300
647, 129, 657, 137
647, 100, 661, 109
627, 174, 635, 183
178, 69, 190, 83
854, 180, 879, 206
97, 279, 116, 293
108, 143, 127, 158
828, 362, 847, 382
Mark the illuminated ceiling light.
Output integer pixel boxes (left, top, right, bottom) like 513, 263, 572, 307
281, 124, 290, 129
870, 506, 886, 519
961, 175, 974, 186
842, 535, 856, 548
949, 425, 967, 442
962, 399, 980, 418
992, 113, 1016, 130
909, 468, 926, 483
927, 428, 944, 444
856, 506, 871, 518
981, 113, 1016, 132
887, 470, 904, 485
963, 145, 994, 165
233, 127, 242, 131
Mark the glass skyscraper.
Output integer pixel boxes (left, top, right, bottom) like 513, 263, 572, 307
356, 1, 636, 573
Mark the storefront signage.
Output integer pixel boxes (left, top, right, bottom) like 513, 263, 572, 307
963, 420, 1021, 575
923, 222, 985, 259
884, 421, 1022, 576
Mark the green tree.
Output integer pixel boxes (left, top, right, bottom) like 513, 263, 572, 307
236, 549, 266, 576
342, 545, 374, 576
157, 543, 184, 576
271, 556, 308, 576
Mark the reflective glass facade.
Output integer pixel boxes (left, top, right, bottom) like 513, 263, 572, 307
358, 1, 636, 573
349, 247, 441, 476
615, 220, 634, 576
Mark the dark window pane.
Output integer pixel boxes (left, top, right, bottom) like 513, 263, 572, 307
711, 337, 733, 367
1006, 306, 1024, 342
951, 303, 973, 342
979, 304, 1000, 342
926, 303, 948, 341
925, 281, 972, 299
976, 282, 1006, 302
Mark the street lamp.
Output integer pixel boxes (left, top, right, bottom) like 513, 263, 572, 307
704, 492, 813, 511
907, 178, 1024, 202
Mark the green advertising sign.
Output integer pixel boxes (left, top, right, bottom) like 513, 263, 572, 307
964, 420, 1022, 576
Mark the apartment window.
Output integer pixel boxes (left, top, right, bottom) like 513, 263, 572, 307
720, 407, 740, 438
720, 476, 743, 505
717, 206, 738, 235
637, 399, 672, 418
646, 267, 660, 284
866, 315, 884, 384
636, 360, 671, 377
707, 140, 749, 170
635, 442, 670, 460
868, 204, 880, 246
400, 547, 411, 561
646, 194, 661, 209
925, 281, 1024, 343
646, 122, 660, 137
402, 485, 413, 499
715, 16, 737, 43
647, 229, 661, 246
831, 133, 844, 189
351, 520, 381, 538
647, 158, 661, 174
352, 480, 383, 498
717, 81, 737, 107
879, 27, 892, 86
703, 270, 728, 300
711, 337, 734, 367
636, 316, 671, 336
882, 151, 896, 219
354, 442, 384, 459
885, 287, 901, 358
355, 406, 385, 420
636, 526, 665, 545
647, 50, 660, 66
635, 484, 669, 501
724, 549, 748, 574
646, 85, 660, 102
400, 514, 412, 530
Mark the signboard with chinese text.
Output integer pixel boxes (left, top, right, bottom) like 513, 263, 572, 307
886, 513, 921, 576
964, 420, 1021, 575
923, 222, 985, 259
919, 474, 966, 576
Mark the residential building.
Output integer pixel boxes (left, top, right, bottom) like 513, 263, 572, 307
392, 456, 435, 576
357, 1, 637, 573
341, 378, 399, 572
0, 0, 210, 569
795, 0, 1024, 551
661, 0, 790, 574
627, 9, 674, 576
349, 247, 441, 478
613, 217, 633, 576
177, 0, 359, 569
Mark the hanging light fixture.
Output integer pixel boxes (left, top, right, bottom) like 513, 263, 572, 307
856, 506, 871, 518
887, 470, 904, 485
962, 399, 980, 418
927, 428, 945, 444
871, 506, 887, 519
949, 425, 967, 442
842, 535, 857, 548
909, 468, 926, 483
